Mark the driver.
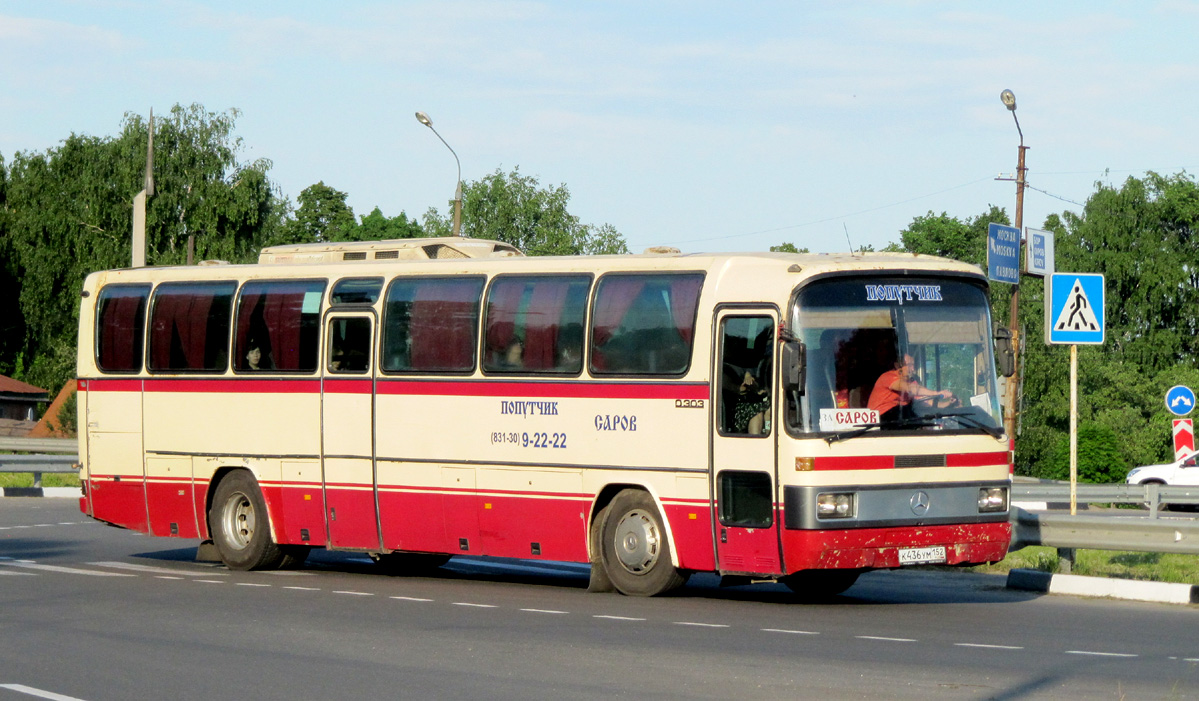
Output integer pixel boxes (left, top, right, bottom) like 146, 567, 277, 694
867, 353, 954, 422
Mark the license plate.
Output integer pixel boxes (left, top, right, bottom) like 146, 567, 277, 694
898, 546, 947, 565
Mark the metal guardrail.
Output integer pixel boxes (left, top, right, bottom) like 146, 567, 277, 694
0, 437, 79, 488
1012, 482, 1199, 517
1010, 506, 1199, 555
0, 437, 77, 453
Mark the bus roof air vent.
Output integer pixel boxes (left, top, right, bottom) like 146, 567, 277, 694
256, 237, 525, 264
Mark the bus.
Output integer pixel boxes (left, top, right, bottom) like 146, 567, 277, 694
76, 236, 1012, 597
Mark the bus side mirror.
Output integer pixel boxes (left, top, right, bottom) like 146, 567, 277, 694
993, 324, 1015, 378
782, 341, 806, 394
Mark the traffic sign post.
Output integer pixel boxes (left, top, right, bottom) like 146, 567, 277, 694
987, 223, 1020, 284
1044, 272, 1106, 515
1174, 419, 1194, 460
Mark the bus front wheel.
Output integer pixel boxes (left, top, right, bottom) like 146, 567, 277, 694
209, 470, 298, 571
600, 490, 688, 597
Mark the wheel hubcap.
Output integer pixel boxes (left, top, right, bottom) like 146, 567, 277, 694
613, 508, 660, 574
220, 491, 255, 550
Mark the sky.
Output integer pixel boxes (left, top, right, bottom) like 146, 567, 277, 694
2, 1, 1199, 255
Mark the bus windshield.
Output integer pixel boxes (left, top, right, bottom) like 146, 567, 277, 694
790, 275, 1002, 436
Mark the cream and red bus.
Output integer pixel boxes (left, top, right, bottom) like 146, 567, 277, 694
76, 236, 1012, 596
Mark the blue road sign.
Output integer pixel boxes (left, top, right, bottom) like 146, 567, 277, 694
1025, 228, 1054, 277
1047, 272, 1105, 345
987, 223, 1020, 284
1167, 385, 1196, 417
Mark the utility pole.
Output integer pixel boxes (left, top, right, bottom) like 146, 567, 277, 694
999, 89, 1027, 444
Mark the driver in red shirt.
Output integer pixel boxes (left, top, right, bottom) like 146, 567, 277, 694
867, 353, 954, 422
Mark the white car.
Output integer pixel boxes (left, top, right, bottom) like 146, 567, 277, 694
1126, 453, 1199, 486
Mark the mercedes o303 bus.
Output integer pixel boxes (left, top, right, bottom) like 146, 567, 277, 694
76, 237, 1013, 597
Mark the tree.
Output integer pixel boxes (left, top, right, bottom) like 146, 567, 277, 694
275, 181, 358, 244
352, 207, 425, 242
770, 242, 809, 253
2, 104, 282, 391
423, 167, 629, 256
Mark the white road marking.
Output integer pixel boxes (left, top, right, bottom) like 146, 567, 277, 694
88, 561, 227, 576
520, 608, 567, 614
0, 570, 36, 576
762, 628, 819, 635
155, 576, 184, 580
453, 602, 497, 608
856, 636, 916, 643
674, 622, 729, 628
391, 596, 433, 602
283, 586, 321, 591
1065, 651, 1137, 658
333, 591, 373, 596
194, 579, 225, 584
593, 615, 645, 621
236, 582, 271, 588
955, 643, 1023, 650
0, 683, 90, 701
0, 561, 134, 577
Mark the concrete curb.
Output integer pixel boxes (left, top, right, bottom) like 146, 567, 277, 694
0, 487, 81, 498
1007, 567, 1199, 605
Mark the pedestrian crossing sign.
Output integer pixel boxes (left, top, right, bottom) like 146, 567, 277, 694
1046, 273, 1105, 345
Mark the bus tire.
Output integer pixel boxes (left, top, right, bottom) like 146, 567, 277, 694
208, 470, 287, 571
600, 490, 688, 597
781, 569, 861, 598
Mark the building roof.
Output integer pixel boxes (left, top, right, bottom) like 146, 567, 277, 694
0, 375, 47, 396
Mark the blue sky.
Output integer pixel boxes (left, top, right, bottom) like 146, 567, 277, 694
2, 1, 1198, 254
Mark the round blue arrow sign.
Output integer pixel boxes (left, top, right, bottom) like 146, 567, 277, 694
1166, 385, 1196, 417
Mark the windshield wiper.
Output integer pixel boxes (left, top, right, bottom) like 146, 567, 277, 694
824, 423, 882, 444
919, 410, 1004, 439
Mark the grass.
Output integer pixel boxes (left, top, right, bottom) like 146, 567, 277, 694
963, 545, 1199, 585
0, 472, 80, 488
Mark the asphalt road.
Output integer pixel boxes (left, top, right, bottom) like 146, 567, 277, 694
2, 498, 1198, 700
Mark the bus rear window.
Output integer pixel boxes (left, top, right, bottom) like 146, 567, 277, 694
148, 282, 236, 373
95, 284, 150, 373
382, 277, 485, 373
590, 273, 703, 375
234, 280, 325, 372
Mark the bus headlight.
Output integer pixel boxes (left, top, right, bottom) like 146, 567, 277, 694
978, 487, 1008, 513
816, 492, 855, 518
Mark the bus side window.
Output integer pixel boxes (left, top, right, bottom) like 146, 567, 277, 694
483, 275, 590, 374
95, 284, 151, 373
381, 276, 485, 373
328, 317, 371, 374
590, 273, 703, 376
234, 280, 325, 373
148, 281, 236, 373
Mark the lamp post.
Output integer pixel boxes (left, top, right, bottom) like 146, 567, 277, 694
415, 111, 463, 237
1000, 89, 1028, 444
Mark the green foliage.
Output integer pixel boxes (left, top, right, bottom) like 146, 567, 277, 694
275, 181, 358, 244
423, 167, 629, 256
770, 242, 809, 253
1040, 423, 1127, 483
1, 103, 282, 391
352, 207, 425, 241
49, 389, 77, 437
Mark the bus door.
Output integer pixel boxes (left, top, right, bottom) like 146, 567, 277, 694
711, 309, 783, 576
321, 312, 381, 551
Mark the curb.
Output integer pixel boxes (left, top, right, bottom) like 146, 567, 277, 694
1007, 567, 1199, 605
0, 487, 81, 498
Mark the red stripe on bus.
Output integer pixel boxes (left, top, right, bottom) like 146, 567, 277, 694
814, 452, 1010, 471
947, 451, 1009, 467
79, 378, 142, 392
79, 376, 709, 400
377, 380, 709, 400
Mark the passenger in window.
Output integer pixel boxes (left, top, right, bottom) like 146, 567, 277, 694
867, 353, 955, 422
733, 370, 771, 434
500, 338, 524, 370
245, 338, 273, 371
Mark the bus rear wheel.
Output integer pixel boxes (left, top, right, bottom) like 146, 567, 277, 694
600, 490, 688, 597
209, 470, 293, 571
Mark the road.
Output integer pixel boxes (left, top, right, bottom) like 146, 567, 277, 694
1, 498, 1197, 700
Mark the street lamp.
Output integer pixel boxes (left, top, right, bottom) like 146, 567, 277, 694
999, 89, 1028, 444
415, 111, 463, 237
